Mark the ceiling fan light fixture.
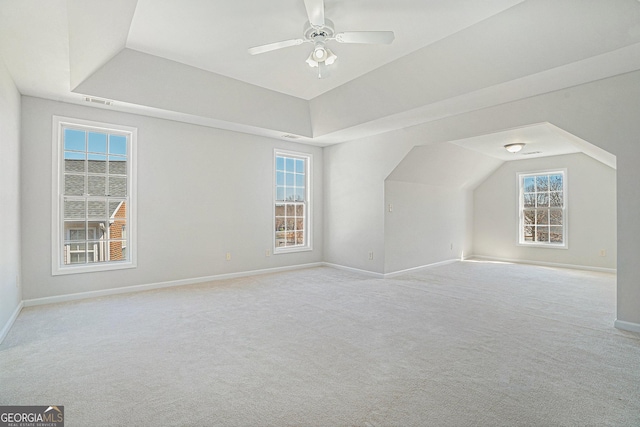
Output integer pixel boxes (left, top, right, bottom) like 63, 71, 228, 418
504, 143, 526, 153
306, 44, 337, 68
248, 0, 392, 78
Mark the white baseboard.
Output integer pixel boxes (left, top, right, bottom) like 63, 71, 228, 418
321, 262, 385, 278
322, 259, 463, 279
23, 262, 323, 307
0, 301, 24, 345
383, 259, 461, 278
614, 319, 640, 334
468, 255, 616, 274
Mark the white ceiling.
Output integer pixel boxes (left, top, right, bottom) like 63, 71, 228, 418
387, 142, 505, 190
0, 0, 639, 161
450, 123, 615, 166
386, 122, 618, 191
126, 0, 524, 99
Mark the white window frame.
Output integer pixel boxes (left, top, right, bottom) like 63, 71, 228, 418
51, 116, 137, 275
273, 149, 312, 254
517, 169, 568, 249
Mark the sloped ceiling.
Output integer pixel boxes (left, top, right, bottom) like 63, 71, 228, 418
1, 0, 640, 148
450, 123, 616, 169
67, 0, 137, 89
386, 121, 618, 191
386, 143, 504, 190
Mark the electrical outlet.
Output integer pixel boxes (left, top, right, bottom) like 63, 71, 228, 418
388, 204, 393, 212
368, 251, 374, 260
226, 252, 232, 261
265, 249, 271, 257
599, 249, 606, 257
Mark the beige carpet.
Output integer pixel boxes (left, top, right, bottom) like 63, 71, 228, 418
1, 261, 639, 426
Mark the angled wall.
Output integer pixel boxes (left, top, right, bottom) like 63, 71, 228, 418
323, 135, 415, 274
0, 59, 22, 339
383, 143, 502, 274
384, 181, 473, 274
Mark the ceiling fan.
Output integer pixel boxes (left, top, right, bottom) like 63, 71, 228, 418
248, 0, 395, 78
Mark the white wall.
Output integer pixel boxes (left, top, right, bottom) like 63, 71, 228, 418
473, 153, 616, 270
20, 96, 323, 300
323, 136, 415, 274
384, 181, 472, 273
323, 71, 640, 327
0, 59, 21, 338
382, 143, 502, 274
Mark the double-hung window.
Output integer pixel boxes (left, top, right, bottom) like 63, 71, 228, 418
274, 150, 311, 253
518, 170, 567, 247
52, 116, 136, 274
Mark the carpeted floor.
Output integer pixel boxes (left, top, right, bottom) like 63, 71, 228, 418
1, 261, 639, 426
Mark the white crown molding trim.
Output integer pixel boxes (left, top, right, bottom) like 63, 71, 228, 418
614, 320, 640, 334
23, 263, 323, 308
0, 301, 24, 345
468, 255, 616, 274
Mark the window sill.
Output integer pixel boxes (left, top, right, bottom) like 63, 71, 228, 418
517, 242, 568, 250
52, 260, 136, 276
274, 246, 313, 255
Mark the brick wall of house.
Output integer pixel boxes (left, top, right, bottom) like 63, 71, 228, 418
109, 202, 126, 260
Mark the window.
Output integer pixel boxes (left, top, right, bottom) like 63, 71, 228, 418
518, 170, 566, 247
52, 116, 137, 275
274, 150, 311, 253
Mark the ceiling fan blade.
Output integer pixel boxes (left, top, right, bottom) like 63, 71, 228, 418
304, 0, 325, 27
335, 31, 395, 44
248, 39, 304, 55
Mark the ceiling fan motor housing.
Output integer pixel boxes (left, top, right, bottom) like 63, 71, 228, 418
304, 18, 335, 42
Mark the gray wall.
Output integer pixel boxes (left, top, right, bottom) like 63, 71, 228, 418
473, 153, 616, 269
382, 143, 502, 274
384, 181, 473, 273
323, 135, 415, 274
20, 97, 323, 300
0, 59, 21, 336
323, 71, 640, 326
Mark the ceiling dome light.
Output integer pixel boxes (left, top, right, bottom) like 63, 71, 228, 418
504, 143, 525, 153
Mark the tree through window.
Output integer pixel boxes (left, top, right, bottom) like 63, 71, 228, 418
519, 170, 566, 246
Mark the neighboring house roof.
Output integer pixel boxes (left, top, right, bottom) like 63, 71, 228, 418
64, 159, 127, 220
